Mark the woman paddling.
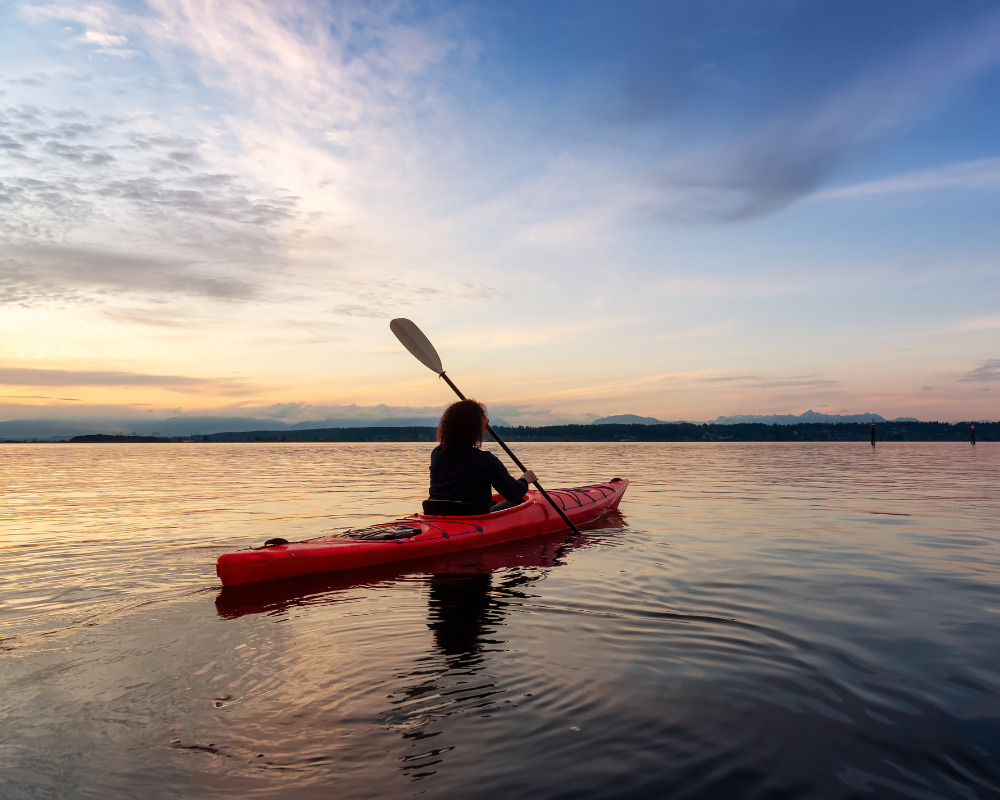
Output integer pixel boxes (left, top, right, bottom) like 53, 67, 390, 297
426, 399, 536, 514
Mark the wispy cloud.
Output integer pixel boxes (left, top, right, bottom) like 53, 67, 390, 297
0, 103, 297, 307
532, 369, 841, 406
2, 244, 257, 305
2, 394, 80, 400
249, 401, 447, 422
453, 8, 1000, 242
0, 367, 256, 393
954, 315, 1000, 332
438, 316, 623, 350
638, 10, 1000, 222
817, 157, 1000, 199
959, 359, 1000, 382
654, 323, 729, 340
696, 374, 842, 390
4, 2, 498, 323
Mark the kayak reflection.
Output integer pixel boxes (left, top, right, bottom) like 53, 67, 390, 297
215, 509, 626, 620
215, 512, 626, 783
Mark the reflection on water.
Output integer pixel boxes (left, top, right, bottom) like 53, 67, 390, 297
399, 573, 500, 780
427, 572, 497, 660
1, 443, 999, 799
213, 520, 621, 783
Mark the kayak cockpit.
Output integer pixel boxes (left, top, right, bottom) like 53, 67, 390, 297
419, 494, 533, 520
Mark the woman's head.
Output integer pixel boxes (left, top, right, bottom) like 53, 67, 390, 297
436, 399, 488, 451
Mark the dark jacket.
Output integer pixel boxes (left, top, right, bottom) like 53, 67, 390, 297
428, 446, 528, 514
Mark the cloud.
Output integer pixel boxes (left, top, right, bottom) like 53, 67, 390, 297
817, 157, 1000, 199
531, 368, 843, 410
102, 307, 200, 328
250, 401, 448, 422
486, 403, 597, 426
130, 0, 459, 183
0, 105, 297, 233
229, 400, 583, 426
747, 376, 842, 390
639, 10, 1000, 223
452, 8, 1000, 241
0, 367, 255, 393
1, 245, 256, 305
960, 359, 1000, 382
694, 373, 842, 390
954, 315, 1000, 332
655, 323, 729, 340
3, 6, 502, 322
2, 394, 80, 400
331, 303, 390, 318
78, 31, 127, 47
698, 374, 760, 384
76, 30, 138, 57
0, 104, 302, 306
19, 3, 115, 30
1, 367, 202, 387
436, 316, 620, 350
324, 279, 501, 321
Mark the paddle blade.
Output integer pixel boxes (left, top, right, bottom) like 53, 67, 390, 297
390, 318, 444, 374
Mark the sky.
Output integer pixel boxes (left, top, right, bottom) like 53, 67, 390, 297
1, 0, 999, 426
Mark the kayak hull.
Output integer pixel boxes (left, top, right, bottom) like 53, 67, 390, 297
216, 478, 628, 586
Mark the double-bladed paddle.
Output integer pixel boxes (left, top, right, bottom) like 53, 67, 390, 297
390, 318, 581, 535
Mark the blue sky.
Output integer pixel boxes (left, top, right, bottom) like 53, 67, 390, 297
1, 0, 998, 425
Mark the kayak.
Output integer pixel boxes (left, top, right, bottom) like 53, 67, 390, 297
216, 478, 628, 586
216, 512, 626, 618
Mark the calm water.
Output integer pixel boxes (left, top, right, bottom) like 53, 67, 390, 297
1, 442, 998, 799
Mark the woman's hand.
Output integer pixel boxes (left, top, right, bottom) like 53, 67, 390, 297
519, 470, 537, 484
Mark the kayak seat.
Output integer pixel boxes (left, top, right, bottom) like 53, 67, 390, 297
422, 498, 480, 516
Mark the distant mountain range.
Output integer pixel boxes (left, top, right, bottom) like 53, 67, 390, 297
0, 414, 511, 440
591, 414, 696, 425
593, 410, 920, 426
712, 410, 919, 425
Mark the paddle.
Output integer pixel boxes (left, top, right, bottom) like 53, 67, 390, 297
390, 318, 581, 534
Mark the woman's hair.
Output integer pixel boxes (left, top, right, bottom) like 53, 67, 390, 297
436, 399, 487, 451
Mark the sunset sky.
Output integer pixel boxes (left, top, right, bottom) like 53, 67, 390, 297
2, 0, 999, 426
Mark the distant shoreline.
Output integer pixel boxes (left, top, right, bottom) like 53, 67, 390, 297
3, 421, 991, 443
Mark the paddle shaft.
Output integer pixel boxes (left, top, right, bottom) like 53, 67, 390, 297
438, 372, 581, 535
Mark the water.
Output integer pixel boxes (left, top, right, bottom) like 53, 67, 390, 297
1, 442, 998, 799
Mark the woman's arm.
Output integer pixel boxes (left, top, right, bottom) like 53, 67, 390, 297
484, 452, 532, 503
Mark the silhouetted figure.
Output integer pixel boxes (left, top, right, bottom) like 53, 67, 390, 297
427, 573, 495, 661
427, 399, 535, 514
871, 419, 876, 446
972, 423, 976, 445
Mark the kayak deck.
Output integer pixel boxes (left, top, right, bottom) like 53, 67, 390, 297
216, 478, 628, 586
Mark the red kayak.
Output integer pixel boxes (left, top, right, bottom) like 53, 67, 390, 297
216, 478, 628, 586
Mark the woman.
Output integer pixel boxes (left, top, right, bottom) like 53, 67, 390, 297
427, 399, 536, 514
